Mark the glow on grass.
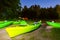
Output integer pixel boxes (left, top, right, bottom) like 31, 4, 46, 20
47, 21, 60, 28
5, 22, 41, 37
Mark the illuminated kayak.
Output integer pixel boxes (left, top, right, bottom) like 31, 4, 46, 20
46, 21, 60, 28
5, 21, 41, 37
19, 20, 27, 25
13, 20, 27, 25
0, 21, 13, 29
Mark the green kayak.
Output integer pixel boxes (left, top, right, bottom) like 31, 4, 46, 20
46, 21, 60, 28
5, 21, 41, 37
0, 21, 13, 29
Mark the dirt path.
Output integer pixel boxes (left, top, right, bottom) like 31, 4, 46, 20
0, 23, 52, 40
0, 29, 11, 40
12, 23, 52, 40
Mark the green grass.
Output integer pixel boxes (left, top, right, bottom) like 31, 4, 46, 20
51, 28, 60, 40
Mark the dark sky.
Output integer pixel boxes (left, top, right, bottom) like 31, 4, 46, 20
21, 0, 60, 8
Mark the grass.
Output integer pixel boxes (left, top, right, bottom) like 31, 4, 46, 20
50, 28, 60, 40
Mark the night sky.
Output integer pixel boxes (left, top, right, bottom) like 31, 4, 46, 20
21, 0, 60, 8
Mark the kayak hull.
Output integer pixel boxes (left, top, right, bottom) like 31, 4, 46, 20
5, 22, 41, 37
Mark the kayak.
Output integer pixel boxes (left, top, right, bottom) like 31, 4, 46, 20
13, 20, 27, 25
46, 21, 60, 28
5, 21, 41, 37
0, 21, 13, 29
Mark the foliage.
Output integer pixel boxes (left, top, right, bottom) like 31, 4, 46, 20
0, 0, 21, 20
0, 0, 60, 20
21, 5, 60, 20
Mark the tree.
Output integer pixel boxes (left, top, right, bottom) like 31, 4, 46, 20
29, 5, 41, 20
21, 4, 59, 20
0, 0, 21, 20
54, 5, 60, 19
47, 6, 59, 20
21, 6, 28, 17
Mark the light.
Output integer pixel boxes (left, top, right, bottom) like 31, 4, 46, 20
19, 17, 21, 19
40, 20, 41, 22
52, 21, 54, 23
5, 20, 7, 22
